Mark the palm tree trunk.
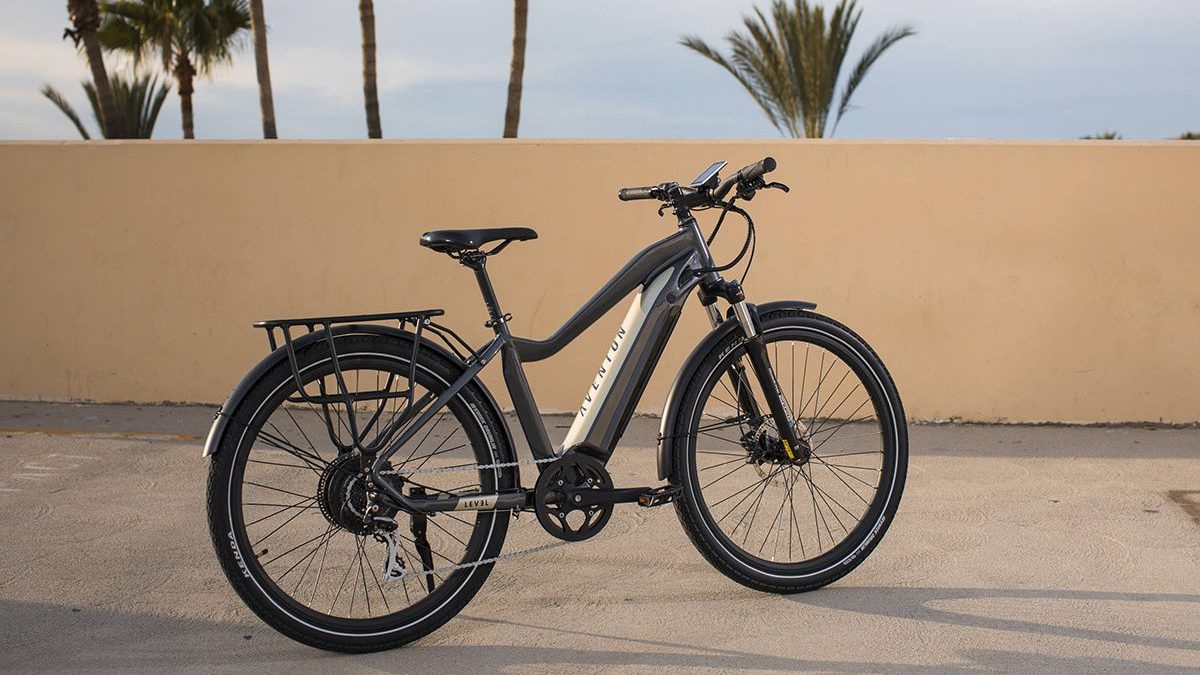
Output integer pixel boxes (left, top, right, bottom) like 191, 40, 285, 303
502, 0, 528, 138
175, 54, 196, 139
67, 0, 120, 139
358, 0, 382, 139
248, 0, 277, 138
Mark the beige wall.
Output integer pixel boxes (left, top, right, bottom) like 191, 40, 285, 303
1, 140, 1197, 423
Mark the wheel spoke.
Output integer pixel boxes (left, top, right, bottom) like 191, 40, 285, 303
699, 456, 749, 472
701, 460, 749, 490
251, 498, 314, 547
279, 524, 336, 585
245, 496, 317, 527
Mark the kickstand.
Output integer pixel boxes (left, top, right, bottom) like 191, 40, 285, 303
409, 487, 436, 592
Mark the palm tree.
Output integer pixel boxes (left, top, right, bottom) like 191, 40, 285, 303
503, 0, 529, 138
42, 71, 170, 139
248, 0, 276, 138
359, 0, 382, 138
99, 0, 250, 139
64, 0, 121, 138
1081, 131, 1121, 139
1178, 132, 1199, 140
681, 0, 915, 138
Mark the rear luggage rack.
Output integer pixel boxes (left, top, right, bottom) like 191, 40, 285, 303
253, 309, 476, 457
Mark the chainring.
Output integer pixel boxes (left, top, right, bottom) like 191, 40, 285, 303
533, 453, 613, 542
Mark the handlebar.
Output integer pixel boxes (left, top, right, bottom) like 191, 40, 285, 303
617, 156, 778, 206
617, 185, 659, 201
714, 156, 776, 200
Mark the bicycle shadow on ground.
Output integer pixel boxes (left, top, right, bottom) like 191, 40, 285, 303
1, 598, 1195, 673
454, 613, 1198, 674
789, 586, 1200, 653
0, 598, 903, 672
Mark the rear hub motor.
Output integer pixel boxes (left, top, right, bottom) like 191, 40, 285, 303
317, 453, 395, 535
534, 454, 613, 542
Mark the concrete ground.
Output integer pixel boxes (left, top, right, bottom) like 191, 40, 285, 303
0, 400, 1197, 673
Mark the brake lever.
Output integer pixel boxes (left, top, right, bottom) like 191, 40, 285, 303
765, 181, 790, 193
657, 203, 669, 217
736, 177, 763, 201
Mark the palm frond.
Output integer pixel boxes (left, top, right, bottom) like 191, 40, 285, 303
680, 0, 915, 138
77, 71, 172, 138
682, 33, 790, 136
99, 0, 171, 68
99, 0, 248, 76
138, 74, 171, 137
188, 0, 250, 75
40, 84, 92, 139
833, 23, 916, 132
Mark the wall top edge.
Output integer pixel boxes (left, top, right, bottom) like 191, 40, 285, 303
1, 138, 1196, 148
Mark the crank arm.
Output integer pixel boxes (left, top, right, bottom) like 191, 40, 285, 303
558, 485, 682, 509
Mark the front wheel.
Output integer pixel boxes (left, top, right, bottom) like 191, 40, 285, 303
668, 309, 907, 593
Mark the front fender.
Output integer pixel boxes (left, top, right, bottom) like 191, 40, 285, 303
201, 324, 514, 459
657, 300, 817, 480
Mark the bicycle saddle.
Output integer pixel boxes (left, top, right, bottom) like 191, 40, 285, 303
419, 227, 537, 254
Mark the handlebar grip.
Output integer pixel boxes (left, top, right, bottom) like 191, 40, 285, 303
618, 186, 657, 201
741, 156, 777, 183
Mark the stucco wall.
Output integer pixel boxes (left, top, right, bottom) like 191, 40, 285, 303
1, 140, 1197, 423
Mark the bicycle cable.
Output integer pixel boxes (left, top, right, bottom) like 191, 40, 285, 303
691, 199, 757, 280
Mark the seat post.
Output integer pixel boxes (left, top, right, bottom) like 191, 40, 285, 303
460, 252, 510, 335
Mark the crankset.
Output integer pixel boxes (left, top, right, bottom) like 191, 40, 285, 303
534, 453, 614, 542
533, 453, 684, 542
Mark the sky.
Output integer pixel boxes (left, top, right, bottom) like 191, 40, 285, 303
1, 0, 1197, 140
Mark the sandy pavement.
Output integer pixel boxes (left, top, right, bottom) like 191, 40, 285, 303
0, 401, 1197, 673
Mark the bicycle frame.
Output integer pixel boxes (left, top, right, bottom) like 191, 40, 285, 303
368, 216, 735, 513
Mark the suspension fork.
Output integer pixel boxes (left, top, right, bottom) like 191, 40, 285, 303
729, 302, 806, 458
702, 279, 810, 462
734, 302, 810, 461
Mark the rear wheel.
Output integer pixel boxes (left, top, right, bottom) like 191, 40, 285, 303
207, 333, 514, 652
669, 310, 907, 593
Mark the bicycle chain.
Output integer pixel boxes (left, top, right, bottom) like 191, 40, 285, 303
377, 454, 578, 582
379, 453, 560, 477
380, 533, 574, 583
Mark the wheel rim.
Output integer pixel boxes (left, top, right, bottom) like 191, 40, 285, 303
228, 351, 500, 629
687, 326, 895, 570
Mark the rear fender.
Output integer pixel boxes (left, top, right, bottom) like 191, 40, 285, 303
657, 300, 817, 480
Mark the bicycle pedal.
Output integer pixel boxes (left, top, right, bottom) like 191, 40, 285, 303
637, 485, 682, 508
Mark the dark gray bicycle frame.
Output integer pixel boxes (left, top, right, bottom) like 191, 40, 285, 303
369, 220, 723, 512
